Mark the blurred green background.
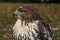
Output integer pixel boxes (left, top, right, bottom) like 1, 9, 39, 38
0, 3, 60, 40
0, 0, 55, 3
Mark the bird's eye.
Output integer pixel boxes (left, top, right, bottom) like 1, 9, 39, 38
18, 9, 27, 12
18, 9, 23, 12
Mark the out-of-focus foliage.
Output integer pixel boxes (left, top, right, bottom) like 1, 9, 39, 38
0, 0, 58, 3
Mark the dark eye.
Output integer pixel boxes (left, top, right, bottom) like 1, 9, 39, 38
18, 9, 23, 12
19, 10, 27, 12
18, 9, 27, 12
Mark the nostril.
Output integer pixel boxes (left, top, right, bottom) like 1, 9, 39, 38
13, 14, 15, 16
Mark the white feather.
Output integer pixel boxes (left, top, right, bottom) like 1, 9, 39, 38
13, 19, 39, 38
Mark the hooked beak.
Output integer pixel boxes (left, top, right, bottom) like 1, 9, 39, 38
13, 13, 16, 16
13, 9, 23, 17
13, 10, 20, 16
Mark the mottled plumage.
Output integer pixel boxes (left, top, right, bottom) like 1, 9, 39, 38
13, 4, 53, 40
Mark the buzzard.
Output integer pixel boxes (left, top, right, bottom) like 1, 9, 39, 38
13, 4, 53, 40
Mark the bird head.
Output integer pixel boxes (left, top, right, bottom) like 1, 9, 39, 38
13, 4, 41, 21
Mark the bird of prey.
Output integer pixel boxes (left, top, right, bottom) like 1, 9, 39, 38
13, 4, 53, 40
